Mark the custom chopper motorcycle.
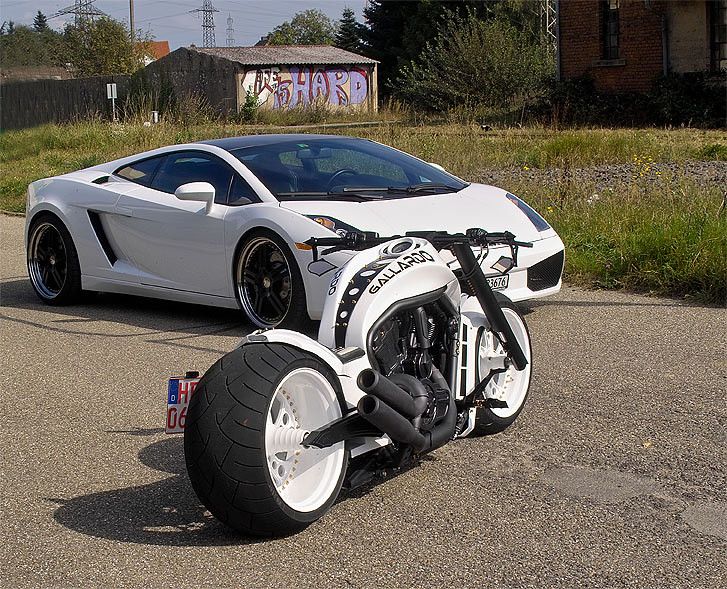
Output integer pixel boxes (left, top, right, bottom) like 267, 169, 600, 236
179, 228, 533, 536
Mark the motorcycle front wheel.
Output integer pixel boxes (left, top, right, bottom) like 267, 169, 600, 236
472, 300, 532, 435
184, 343, 348, 536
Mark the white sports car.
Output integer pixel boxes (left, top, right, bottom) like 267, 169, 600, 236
25, 134, 564, 328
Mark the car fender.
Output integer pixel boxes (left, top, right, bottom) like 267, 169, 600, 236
225, 205, 353, 319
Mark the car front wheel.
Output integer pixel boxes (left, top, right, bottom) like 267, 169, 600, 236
235, 231, 309, 329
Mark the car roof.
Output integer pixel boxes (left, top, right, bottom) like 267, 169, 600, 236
197, 134, 365, 152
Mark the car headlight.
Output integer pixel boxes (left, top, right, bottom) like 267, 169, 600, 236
305, 216, 361, 237
505, 193, 551, 231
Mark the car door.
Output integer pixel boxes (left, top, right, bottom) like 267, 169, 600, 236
108, 150, 236, 297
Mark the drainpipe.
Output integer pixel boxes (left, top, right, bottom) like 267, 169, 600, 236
645, 0, 669, 75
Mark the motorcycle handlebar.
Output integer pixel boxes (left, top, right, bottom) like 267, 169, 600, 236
305, 229, 533, 251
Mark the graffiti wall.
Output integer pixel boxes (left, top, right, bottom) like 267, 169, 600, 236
237, 65, 375, 110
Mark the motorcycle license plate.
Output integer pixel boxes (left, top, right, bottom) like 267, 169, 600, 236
487, 275, 509, 290
165, 376, 201, 433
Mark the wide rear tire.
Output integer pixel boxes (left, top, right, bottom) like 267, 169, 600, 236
184, 343, 348, 536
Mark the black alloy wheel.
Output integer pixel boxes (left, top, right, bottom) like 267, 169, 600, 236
236, 234, 304, 328
27, 215, 82, 304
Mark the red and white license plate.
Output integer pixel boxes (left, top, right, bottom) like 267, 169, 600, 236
165, 376, 201, 433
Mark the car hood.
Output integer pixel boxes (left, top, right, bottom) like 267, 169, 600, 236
279, 183, 544, 242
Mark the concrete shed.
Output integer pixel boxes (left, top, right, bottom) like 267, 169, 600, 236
140, 45, 378, 114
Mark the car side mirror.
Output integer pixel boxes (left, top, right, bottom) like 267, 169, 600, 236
175, 182, 215, 212
428, 162, 447, 172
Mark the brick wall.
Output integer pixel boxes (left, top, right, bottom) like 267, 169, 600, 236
559, 0, 666, 93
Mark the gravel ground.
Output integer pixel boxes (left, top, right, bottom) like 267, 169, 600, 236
1, 214, 725, 589
473, 160, 727, 192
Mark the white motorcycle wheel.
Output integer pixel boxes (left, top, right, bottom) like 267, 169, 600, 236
184, 343, 348, 536
472, 301, 532, 434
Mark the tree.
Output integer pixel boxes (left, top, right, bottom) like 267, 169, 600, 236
360, 0, 548, 95
63, 17, 150, 77
334, 7, 363, 53
267, 9, 336, 45
396, 12, 553, 113
361, 1, 485, 92
33, 11, 49, 32
0, 24, 64, 67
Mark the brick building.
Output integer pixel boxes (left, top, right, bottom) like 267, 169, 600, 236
558, 0, 727, 93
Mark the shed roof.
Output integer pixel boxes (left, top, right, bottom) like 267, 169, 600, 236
190, 45, 378, 66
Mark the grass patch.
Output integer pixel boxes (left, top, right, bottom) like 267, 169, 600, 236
510, 174, 726, 304
1, 121, 724, 303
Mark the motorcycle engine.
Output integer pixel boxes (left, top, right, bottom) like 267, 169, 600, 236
370, 304, 454, 431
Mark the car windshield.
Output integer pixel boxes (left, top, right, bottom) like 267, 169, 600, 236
228, 137, 468, 200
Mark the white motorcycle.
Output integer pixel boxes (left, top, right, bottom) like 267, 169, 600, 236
181, 229, 533, 536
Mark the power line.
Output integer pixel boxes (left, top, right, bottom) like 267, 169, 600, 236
50, 0, 108, 26
226, 13, 234, 47
190, 0, 218, 48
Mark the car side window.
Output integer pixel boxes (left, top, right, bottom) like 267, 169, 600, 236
150, 151, 234, 204
115, 156, 165, 187
229, 175, 258, 205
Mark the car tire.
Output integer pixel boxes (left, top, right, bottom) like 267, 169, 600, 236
234, 230, 311, 330
27, 213, 83, 305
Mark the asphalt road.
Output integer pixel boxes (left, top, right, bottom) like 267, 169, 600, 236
1, 214, 725, 589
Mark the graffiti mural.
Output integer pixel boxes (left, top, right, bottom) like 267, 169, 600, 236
238, 66, 371, 110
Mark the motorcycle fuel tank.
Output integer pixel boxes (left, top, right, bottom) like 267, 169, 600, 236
318, 237, 460, 351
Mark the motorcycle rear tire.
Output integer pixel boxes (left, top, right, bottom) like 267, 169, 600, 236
184, 343, 348, 536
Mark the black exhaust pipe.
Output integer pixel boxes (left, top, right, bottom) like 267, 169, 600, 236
421, 391, 456, 452
357, 395, 426, 450
357, 369, 428, 418
357, 367, 457, 453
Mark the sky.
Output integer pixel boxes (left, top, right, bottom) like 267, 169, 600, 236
0, 0, 368, 49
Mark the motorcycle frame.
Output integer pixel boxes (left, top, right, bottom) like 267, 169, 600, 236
239, 232, 528, 455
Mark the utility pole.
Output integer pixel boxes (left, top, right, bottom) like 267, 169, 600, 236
129, 0, 135, 43
191, 0, 219, 48
226, 13, 234, 47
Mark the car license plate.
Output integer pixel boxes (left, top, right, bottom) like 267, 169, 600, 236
487, 274, 509, 290
165, 376, 201, 433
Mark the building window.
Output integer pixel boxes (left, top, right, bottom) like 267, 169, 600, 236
602, 0, 620, 60
711, 0, 727, 71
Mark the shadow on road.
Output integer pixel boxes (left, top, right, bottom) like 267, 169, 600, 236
50, 437, 258, 547
51, 433, 438, 547
0, 278, 260, 354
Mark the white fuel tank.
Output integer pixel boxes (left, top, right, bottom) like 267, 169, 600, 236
318, 237, 460, 350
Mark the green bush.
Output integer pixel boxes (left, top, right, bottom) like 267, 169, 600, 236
395, 12, 553, 115
543, 73, 726, 128
651, 72, 726, 127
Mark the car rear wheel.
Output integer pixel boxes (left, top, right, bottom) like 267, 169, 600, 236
235, 231, 309, 329
27, 214, 83, 305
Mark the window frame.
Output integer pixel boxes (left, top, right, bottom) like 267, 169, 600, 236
113, 149, 259, 206
601, 0, 620, 61
710, 0, 727, 72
